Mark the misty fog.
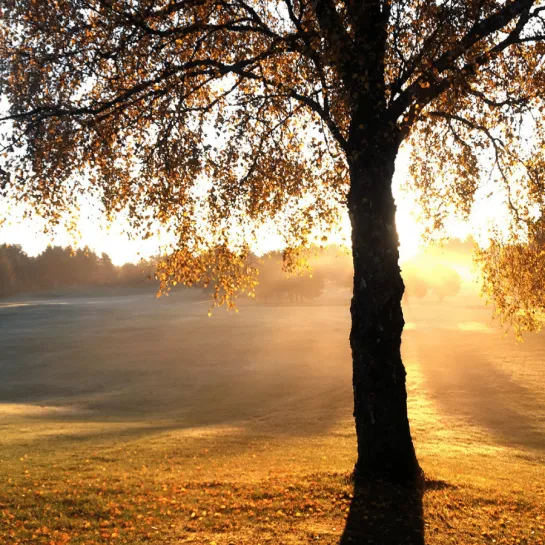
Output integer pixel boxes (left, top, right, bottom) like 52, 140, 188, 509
1, 241, 544, 453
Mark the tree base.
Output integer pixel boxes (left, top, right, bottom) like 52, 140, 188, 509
352, 460, 425, 488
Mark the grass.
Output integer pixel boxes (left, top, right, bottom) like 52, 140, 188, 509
1, 294, 545, 544
0, 402, 543, 544
0, 418, 355, 544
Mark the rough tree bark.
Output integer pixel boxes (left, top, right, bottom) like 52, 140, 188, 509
348, 133, 422, 483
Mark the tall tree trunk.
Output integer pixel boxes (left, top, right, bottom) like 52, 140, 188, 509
348, 137, 422, 483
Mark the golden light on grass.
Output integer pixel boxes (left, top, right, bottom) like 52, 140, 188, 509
1, 297, 544, 544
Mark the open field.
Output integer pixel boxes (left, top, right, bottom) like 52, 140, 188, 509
0, 290, 544, 544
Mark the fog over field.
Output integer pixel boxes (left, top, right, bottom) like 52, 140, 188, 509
1, 253, 545, 544
1, 272, 544, 455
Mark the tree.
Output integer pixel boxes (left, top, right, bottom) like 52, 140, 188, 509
253, 251, 326, 303
402, 252, 463, 302
0, 245, 18, 297
477, 239, 545, 337
0, 243, 37, 294
1, 0, 545, 483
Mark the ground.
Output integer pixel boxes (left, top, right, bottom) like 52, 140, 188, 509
0, 288, 544, 544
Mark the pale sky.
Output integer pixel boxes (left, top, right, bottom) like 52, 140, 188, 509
0, 145, 507, 266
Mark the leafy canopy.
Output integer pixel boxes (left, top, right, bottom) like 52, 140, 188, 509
1, 0, 545, 322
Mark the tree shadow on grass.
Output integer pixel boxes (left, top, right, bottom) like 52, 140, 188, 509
340, 478, 452, 544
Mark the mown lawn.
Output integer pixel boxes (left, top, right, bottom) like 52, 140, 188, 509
1, 295, 544, 544
0, 406, 543, 544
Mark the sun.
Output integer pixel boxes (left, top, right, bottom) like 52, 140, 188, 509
396, 208, 425, 262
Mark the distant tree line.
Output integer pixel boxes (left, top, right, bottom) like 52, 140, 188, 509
402, 263, 462, 301
252, 247, 358, 304
1, 243, 465, 302
253, 246, 464, 304
0, 245, 155, 298
254, 254, 326, 304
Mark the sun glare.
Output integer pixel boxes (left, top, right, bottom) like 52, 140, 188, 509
0, 187, 455, 266
0, 142, 509, 265
396, 207, 425, 262
0, 200, 169, 266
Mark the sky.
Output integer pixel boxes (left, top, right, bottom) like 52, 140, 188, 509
0, 143, 506, 266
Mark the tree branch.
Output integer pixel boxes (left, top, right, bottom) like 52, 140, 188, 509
389, 0, 537, 123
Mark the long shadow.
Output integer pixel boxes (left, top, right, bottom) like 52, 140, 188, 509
410, 329, 545, 452
340, 478, 424, 545
340, 478, 452, 545
0, 293, 353, 441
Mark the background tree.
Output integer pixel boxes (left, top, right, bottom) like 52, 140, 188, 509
0, 245, 19, 297
402, 257, 463, 302
254, 251, 326, 303
2, 0, 545, 482
0, 244, 156, 296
